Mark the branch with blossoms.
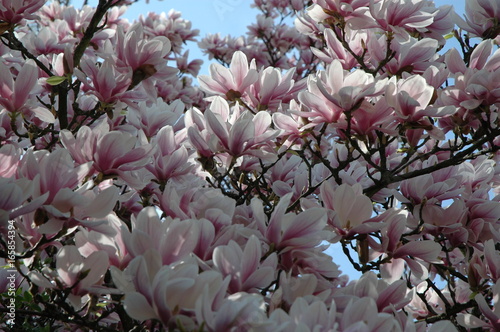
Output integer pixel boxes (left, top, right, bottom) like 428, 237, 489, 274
1, 0, 500, 331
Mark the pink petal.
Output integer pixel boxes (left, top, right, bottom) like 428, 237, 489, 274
124, 292, 157, 321
205, 110, 229, 148
56, 246, 84, 286
81, 251, 109, 288
230, 51, 249, 87
14, 59, 38, 110
470, 40, 493, 70
394, 240, 441, 263
240, 236, 261, 281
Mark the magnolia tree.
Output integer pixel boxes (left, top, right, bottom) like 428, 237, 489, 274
0, 0, 500, 330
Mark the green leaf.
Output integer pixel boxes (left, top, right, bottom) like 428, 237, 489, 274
46, 76, 67, 86
444, 32, 454, 40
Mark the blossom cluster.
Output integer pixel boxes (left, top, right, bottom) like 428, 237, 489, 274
1, 0, 500, 331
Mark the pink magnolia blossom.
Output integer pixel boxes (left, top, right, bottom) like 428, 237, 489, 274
397, 170, 464, 207
362, 0, 436, 34
450, 42, 500, 107
456, 0, 500, 39
122, 207, 201, 265
311, 28, 364, 69
12, 148, 119, 226
307, 0, 371, 25
0, 143, 21, 178
482, 239, 500, 282
196, 291, 270, 331
17, 149, 91, 204
75, 213, 130, 268
458, 279, 500, 331
320, 182, 375, 236
298, 60, 385, 124
65, 128, 153, 176
198, 51, 258, 99
266, 193, 331, 252
213, 235, 277, 293
247, 67, 305, 111
272, 102, 309, 150
21, 26, 65, 56
422, 4, 454, 45
338, 296, 402, 331
113, 22, 178, 89
75, 58, 144, 105
29, 245, 109, 308
139, 10, 199, 54
0, 59, 54, 122
383, 37, 441, 76
0, 0, 46, 25
158, 185, 235, 227
145, 126, 194, 184
386, 74, 455, 144
114, 23, 171, 71
176, 50, 203, 77
268, 154, 309, 200
273, 297, 337, 331
113, 254, 226, 328
3, 0, 500, 330
127, 99, 184, 138
202, 97, 280, 159
0, 177, 47, 225
421, 200, 469, 247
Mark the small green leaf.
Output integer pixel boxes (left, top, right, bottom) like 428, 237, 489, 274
46, 76, 67, 86
444, 32, 454, 40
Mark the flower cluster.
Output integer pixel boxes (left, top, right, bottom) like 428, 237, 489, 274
1, 0, 500, 331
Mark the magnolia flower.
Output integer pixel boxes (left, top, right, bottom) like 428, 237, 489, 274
456, 0, 500, 39
266, 193, 330, 253
122, 207, 201, 265
320, 182, 375, 236
196, 97, 280, 159
113, 254, 226, 328
139, 10, 200, 54
365, 0, 435, 34
0, 143, 21, 178
307, 0, 371, 25
398, 173, 463, 208
311, 28, 364, 69
0, 0, 46, 25
146, 126, 194, 184
458, 279, 500, 331
75, 58, 145, 105
127, 99, 184, 138
0, 59, 54, 122
386, 74, 456, 144
176, 50, 203, 76
198, 51, 258, 99
384, 37, 440, 76
75, 213, 130, 268
0, 177, 47, 226
29, 245, 109, 308
196, 291, 270, 331
213, 235, 277, 293
62, 126, 154, 176
248, 67, 304, 111
298, 60, 385, 125
16, 149, 91, 205
114, 23, 177, 89
275, 297, 337, 331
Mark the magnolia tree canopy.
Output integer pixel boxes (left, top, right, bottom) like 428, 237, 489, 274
1, 0, 500, 330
